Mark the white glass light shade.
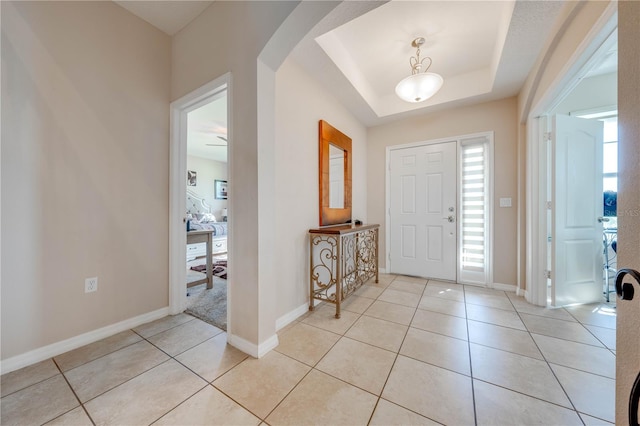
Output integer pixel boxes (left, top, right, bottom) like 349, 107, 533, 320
395, 72, 444, 103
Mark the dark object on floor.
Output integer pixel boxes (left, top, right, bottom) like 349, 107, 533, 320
190, 260, 227, 279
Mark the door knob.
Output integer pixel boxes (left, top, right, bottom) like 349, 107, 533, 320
443, 215, 455, 223
616, 268, 640, 301
597, 216, 610, 223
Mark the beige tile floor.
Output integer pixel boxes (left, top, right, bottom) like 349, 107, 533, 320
1, 275, 617, 425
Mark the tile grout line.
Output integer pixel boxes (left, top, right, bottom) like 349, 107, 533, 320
462, 284, 479, 426
51, 357, 97, 426
508, 296, 584, 419
1, 277, 616, 426
248, 279, 391, 423
149, 382, 210, 425
365, 274, 414, 426
262, 291, 371, 424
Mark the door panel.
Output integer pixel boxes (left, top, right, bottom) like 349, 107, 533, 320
401, 175, 416, 213
427, 226, 443, 261
401, 225, 416, 259
427, 173, 443, 213
389, 141, 457, 280
552, 114, 604, 306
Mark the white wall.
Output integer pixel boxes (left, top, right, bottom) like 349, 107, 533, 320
274, 58, 367, 320
172, 1, 328, 349
1, 1, 171, 361
186, 156, 228, 218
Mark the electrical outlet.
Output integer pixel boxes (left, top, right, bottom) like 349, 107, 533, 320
499, 197, 512, 207
85, 277, 98, 293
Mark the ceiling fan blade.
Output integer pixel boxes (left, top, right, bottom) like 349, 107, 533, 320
217, 136, 228, 142
205, 144, 227, 147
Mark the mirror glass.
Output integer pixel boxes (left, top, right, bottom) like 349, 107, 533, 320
329, 144, 345, 209
319, 120, 352, 226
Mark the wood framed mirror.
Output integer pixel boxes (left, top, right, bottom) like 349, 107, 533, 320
319, 120, 352, 226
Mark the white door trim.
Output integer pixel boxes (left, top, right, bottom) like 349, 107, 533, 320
385, 131, 494, 285
169, 74, 231, 319
524, 4, 617, 306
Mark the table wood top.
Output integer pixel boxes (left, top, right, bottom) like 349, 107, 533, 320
309, 223, 379, 235
186, 229, 214, 236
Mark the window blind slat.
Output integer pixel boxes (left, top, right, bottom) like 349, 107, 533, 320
461, 142, 487, 276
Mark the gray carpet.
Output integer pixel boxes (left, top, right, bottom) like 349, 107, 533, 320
185, 276, 227, 331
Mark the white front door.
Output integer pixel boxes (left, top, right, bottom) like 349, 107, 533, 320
551, 114, 604, 306
389, 141, 457, 280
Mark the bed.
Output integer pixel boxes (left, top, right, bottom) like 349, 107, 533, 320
186, 190, 227, 289
186, 189, 227, 260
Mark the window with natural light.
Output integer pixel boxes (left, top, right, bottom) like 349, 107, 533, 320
459, 136, 492, 285
602, 115, 618, 192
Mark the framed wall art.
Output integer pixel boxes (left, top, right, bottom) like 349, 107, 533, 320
187, 170, 197, 186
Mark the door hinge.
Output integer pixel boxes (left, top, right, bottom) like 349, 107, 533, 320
545, 270, 552, 279
546, 201, 552, 210
543, 132, 552, 141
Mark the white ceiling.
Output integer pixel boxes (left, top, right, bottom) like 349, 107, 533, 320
314, 1, 512, 119
116, 1, 617, 157
291, 0, 569, 126
186, 94, 227, 163
114, 1, 213, 35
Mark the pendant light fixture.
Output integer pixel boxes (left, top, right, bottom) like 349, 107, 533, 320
395, 37, 443, 103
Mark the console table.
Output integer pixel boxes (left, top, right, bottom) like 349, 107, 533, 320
309, 224, 379, 318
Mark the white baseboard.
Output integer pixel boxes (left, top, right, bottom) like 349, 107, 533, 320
379, 267, 388, 274
227, 332, 279, 358
493, 282, 517, 292
276, 303, 309, 331
257, 334, 279, 358
1, 307, 169, 375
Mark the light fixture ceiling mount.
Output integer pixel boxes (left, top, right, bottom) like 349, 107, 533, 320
395, 37, 443, 103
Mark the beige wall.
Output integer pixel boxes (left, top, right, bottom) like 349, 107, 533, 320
616, 1, 640, 421
1, 2, 171, 360
172, 1, 315, 346
518, 1, 611, 121
367, 97, 519, 286
186, 156, 228, 219
274, 58, 367, 319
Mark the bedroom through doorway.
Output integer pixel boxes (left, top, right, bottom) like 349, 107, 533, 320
169, 75, 231, 331
184, 89, 229, 331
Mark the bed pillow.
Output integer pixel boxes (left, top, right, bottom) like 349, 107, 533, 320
200, 213, 217, 223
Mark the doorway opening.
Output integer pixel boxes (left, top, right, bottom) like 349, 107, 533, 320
525, 3, 617, 309
184, 91, 229, 330
538, 28, 617, 309
169, 74, 232, 334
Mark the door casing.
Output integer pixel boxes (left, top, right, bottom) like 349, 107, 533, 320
169, 74, 231, 320
385, 131, 494, 286
524, 6, 617, 306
